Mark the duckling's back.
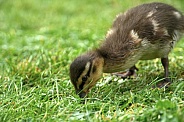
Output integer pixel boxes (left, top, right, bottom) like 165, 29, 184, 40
99, 2, 184, 72
98, 3, 184, 72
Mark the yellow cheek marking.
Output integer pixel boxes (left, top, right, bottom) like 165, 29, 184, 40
80, 58, 104, 93
86, 58, 104, 90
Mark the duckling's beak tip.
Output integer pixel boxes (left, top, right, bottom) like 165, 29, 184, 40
79, 92, 87, 98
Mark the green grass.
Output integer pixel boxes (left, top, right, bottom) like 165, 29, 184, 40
0, 0, 184, 121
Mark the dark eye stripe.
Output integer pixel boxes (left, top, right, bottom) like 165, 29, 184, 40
78, 62, 91, 90
79, 81, 85, 89
79, 63, 91, 89
82, 76, 88, 82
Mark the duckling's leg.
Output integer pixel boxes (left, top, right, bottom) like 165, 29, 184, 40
156, 57, 171, 88
112, 65, 138, 79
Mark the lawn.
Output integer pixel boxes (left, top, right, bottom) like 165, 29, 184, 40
0, 0, 184, 121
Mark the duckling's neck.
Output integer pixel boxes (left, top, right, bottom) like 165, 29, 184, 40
102, 56, 138, 73
96, 49, 138, 73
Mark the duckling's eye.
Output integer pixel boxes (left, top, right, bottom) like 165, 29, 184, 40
79, 76, 87, 89
82, 75, 88, 82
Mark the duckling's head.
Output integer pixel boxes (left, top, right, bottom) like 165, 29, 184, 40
70, 52, 104, 98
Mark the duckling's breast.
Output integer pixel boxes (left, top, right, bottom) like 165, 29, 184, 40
139, 39, 172, 60
139, 30, 183, 60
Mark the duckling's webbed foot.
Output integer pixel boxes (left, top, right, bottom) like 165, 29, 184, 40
156, 78, 171, 88
155, 57, 171, 88
112, 65, 138, 79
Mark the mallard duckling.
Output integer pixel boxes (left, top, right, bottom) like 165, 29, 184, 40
70, 2, 184, 98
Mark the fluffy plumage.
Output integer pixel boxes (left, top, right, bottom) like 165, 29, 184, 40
70, 2, 184, 98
